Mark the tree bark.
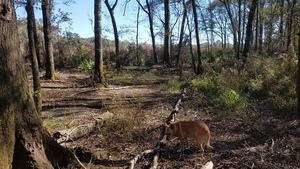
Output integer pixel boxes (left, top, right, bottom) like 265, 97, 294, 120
176, 0, 187, 65
163, 0, 171, 65
42, 0, 56, 80
94, 0, 107, 87
242, 0, 258, 59
0, 1, 79, 167
221, 0, 238, 59
136, 0, 158, 63
104, 0, 120, 68
286, 0, 296, 50
187, 15, 196, 73
26, 0, 42, 114
191, 0, 203, 74
297, 33, 300, 119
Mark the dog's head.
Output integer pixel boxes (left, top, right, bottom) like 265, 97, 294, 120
164, 122, 176, 141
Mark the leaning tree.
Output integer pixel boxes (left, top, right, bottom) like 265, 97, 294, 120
0, 0, 79, 168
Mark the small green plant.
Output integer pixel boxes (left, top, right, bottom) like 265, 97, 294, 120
214, 89, 247, 111
161, 79, 186, 94
78, 57, 94, 72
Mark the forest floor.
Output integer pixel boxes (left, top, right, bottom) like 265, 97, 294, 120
30, 67, 300, 169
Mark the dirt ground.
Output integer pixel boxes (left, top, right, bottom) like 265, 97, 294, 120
31, 68, 300, 169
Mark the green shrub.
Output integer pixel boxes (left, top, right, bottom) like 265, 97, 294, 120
188, 75, 247, 111
161, 79, 187, 94
244, 53, 297, 110
78, 57, 94, 72
214, 89, 247, 111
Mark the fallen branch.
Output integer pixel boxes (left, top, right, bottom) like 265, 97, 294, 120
128, 91, 186, 168
53, 120, 98, 144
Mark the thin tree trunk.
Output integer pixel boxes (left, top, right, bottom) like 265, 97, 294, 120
286, 0, 296, 50
176, 0, 187, 65
26, 0, 42, 114
187, 16, 196, 73
33, 12, 42, 68
136, 4, 140, 64
94, 0, 107, 87
237, 0, 241, 60
221, 0, 238, 59
254, 1, 259, 51
297, 33, 300, 119
164, 0, 171, 65
104, 0, 120, 68
242, 0, 258, 59
258, 0, 264, 54
200, 7, 210, 52
191, 0, 203, 74
136, 0, 158, 63
42, 0, 55, 80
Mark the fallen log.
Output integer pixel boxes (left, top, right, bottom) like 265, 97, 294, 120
53, 120, 98, 144
52, 112, 113, 144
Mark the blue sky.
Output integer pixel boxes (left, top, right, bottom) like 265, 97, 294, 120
16, 1, 151, 42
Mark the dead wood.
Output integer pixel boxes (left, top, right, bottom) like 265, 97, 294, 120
128, 91, 187, 169
53, 119, 98, 144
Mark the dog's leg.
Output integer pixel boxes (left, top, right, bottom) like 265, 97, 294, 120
179, 137, 185, 157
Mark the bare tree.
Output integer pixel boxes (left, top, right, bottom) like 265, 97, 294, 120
136, 0, 158, 63
104, 0, 120, 68
220, 0, 239, 59
94, 0, 108, 87
26, 0, 42, 114
176, 0, 188, 65
42, 0, 56, 80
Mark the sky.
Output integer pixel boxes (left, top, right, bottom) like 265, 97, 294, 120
16, 1, 151, 42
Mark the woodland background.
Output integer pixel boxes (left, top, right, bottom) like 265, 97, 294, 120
0, 0, 300, 168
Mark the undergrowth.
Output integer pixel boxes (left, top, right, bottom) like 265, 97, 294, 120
162, 52, 297, 115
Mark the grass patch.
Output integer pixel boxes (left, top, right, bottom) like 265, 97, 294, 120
101, 110, 147, 143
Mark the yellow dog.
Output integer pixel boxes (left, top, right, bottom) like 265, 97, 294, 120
164, 121, 213, 155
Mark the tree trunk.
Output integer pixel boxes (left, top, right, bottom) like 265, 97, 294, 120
147, 0, 158, 63
26, 0, 42, 114
200, 7, 210, 52
221, 0, 238, 59
191, 0, 203, 74
237, 0, 241, 60
254, 2, 259, 51
258, 0, 264, 54
242, 0, 258, 59
94, 0, 107, 87
297, 33, 300, 119
176, 0, 187, 65
187, 11, 196, 73
136, 0, 158, 63
104, 0, 120, 68
136, 4, 140, 64
32, 9, 42, 69
286, 0, 296, 50
0, 1, 79, 167
42, 0, 56, 80
163, 0, 171, 65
